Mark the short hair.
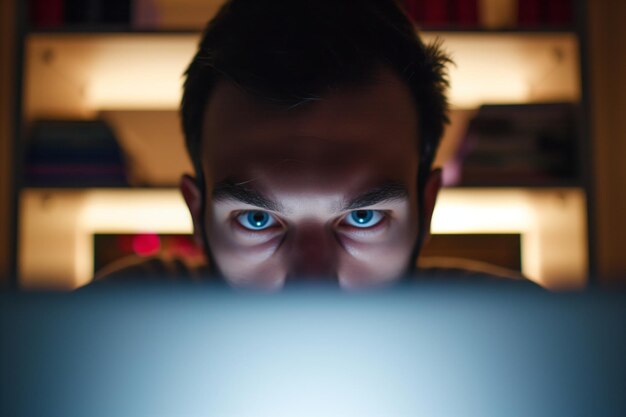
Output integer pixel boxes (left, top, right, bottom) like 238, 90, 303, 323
181, 0, 451, 264
181, 0, 451, 181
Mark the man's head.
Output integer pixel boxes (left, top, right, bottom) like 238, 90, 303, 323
180, 0, 450, 290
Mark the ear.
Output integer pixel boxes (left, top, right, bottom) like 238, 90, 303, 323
180, 174, 205, 249
420, 168, 442, 245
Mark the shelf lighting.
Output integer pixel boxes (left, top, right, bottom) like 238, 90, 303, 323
19, 188, 587, 291
26, 32, 580, 118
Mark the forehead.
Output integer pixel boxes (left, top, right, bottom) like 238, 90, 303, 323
201, 67, 419, 188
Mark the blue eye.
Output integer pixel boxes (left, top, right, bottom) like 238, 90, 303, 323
344, 210, 384, 228
236, 211, 278, 231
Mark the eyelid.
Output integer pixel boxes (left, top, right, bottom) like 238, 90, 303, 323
337, 209, 389, 231
232, 209, 284, 233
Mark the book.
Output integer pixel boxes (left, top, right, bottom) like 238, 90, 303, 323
546, 0, 573, 26
404, 0, 453, 27
517, 0, 543, 27
423, 0, 451, 27
453, 103, 579, 186
455, 0, 479, 27
25, 120, 129, 187
30, 0, 64, 28
64, 0, 131, 25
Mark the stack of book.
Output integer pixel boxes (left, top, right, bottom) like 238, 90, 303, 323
403, 0, 573, 29
452, 103, 579, 186
404, 0, 478, 28
517, 0, 573, 27
29, 0, 132, 29
24, 120, 129, 187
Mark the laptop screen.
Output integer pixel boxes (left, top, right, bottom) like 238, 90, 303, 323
1, 284, 625, 417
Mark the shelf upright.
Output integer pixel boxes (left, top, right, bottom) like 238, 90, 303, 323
11, 0, 592, 289
575, 0, 595, 283
9, 0, 28, 289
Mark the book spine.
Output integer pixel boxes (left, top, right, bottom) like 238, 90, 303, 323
30, 0, 64, 28
423, 0, 451, 27
455, 0, 479, 27
546, 0, 573, 26
64, 0, 131, 25
517, 0, 544, 27
403, 0, 424, 25
132, 0, 160, 29
102, 0, 132, 24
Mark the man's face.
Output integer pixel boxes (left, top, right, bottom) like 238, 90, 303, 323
182, 68, 440, 290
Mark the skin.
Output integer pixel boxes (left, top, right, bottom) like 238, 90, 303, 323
181, 67, 441, 291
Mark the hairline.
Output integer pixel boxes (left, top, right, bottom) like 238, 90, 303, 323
193, 64, 426, 179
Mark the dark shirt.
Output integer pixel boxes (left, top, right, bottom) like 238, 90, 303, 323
89, 255, 541, 289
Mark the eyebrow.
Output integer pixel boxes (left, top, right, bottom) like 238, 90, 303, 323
341, 181, 409, 211
212, 179, 408, 213
212, 180, 283, 212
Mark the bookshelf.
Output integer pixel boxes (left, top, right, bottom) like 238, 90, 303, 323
24, 31, 580, 117
20, 187, 586, 290
13, 0, 590, 290
0, 0, 17, 288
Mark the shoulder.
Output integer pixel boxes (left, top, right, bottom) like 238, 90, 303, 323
416, 257, 542, 288
88, 256, 210, 287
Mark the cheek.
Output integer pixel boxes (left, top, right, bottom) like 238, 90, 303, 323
338, 220, 417, 289
206, 213, 287, 289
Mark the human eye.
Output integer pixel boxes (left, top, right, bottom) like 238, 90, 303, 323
235, 210, 279, 231
342, 210, 385, 229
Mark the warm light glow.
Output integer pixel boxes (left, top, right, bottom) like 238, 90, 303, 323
26, 32, 580, 117
79, 189, 192, 232
20, 189, 192, 289
432, 191, 533, 233
132, 234, 162, 257
20, 188, 587, 290
431, 188, 587, 289
85, 37, 195, 109
422, 33, 580, 107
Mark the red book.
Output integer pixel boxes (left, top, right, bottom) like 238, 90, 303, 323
517, 0, 544, 27
546, 0, 573, 26
403, 0, 428, 25
454, 0, 478, 27
423, 0, 451, 27
30, 0, 64, 28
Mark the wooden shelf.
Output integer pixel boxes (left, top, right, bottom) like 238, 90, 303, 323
23, 31, 581, 120
15, 7, 589, 290
419, 27, 576, 34
21, 181, 585, 191
18, 187, 587, 290
28, 26, 577, 35
28, 27, 200, 35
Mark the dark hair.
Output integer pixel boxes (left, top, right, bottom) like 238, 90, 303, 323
181, 0, 451, 260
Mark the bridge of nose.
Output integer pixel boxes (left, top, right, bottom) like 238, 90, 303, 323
284, 220, 340, 282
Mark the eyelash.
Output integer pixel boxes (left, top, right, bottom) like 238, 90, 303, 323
338, 210, 389, 235
232, 210, 283, 234
232, 209, 389, 234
